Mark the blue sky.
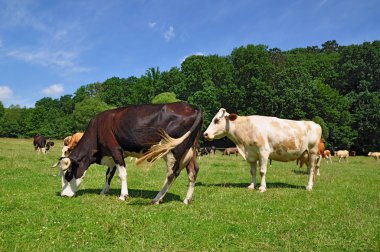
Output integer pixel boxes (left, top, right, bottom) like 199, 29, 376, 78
0, 0, 379, 107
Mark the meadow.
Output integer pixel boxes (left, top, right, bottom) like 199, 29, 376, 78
0, 138, 379, 251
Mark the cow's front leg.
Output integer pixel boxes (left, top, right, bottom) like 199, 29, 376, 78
117, 164, 129, 201
258, 155, 269, 192
247, 161, 257, 190
152, 152, 177, 204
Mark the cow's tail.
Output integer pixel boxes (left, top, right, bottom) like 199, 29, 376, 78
136, 109, 203, 165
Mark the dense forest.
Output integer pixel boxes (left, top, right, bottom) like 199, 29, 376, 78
0, 40, 379, 153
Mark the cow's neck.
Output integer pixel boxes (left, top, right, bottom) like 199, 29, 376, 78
70, 136, 97, 164
225, 117, 248, 160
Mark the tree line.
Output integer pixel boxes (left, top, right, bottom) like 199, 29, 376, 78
0, 40, 379, 153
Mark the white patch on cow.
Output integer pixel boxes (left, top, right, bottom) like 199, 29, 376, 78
60, 171, 86, 197
117, 164, 128, 201
61, 146, 69, 157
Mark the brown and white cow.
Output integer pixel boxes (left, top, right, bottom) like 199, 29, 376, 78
335, 150, 349, 163
57, 102, 203, 204
203, 108, 322, 192
324, 150, 332, 164
368, 152, 380, 161
61, 132, 84, 157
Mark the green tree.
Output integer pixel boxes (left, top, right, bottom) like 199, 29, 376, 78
0, 101, 4, 118
151, 92, 180, 104
99, 77, 128, 107
188, 80, 221, 124
72, 97, 113, 131
348, 90, 380, 152
336, 41, 380, 94
0, 105, 24, 137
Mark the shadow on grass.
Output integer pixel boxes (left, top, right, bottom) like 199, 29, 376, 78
56, 188, 181, 204
196, 181, 304, 190
292, 169, 309, 175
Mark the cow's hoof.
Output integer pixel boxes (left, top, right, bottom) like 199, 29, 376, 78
118, 195, 128, 201
259, 187, 266, 193
183, 198, 192, 205
152, 200, 160, 205
306, 185, 313, 191
100, 190, 108, 195
247, 184, 255, 190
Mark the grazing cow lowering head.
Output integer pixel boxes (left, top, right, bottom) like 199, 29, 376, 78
58, 102, 203, 204
204, 108, 322, 192
368, 152, 380, 160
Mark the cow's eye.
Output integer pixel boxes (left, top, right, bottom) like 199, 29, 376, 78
214, 118, 219, 124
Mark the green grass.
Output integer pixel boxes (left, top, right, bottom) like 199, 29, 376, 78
0, 138, 379, 251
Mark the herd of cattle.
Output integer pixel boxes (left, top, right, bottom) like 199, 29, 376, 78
32, 102, 379, 204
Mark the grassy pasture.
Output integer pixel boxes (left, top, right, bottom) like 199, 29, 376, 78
0, 138, 379, 251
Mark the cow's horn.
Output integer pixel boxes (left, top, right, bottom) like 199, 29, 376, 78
61, 158, 71, 170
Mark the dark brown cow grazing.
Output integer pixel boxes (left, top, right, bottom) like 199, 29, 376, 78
33, 134, 54, 154
58, 102, 203, 204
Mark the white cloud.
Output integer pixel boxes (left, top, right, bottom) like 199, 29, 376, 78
41, 84, 64, 96
0, 86, 13, 101
164, 25, 175, 41
180, 52, 205, 63
6, 48, 91, 75
148, 22, 156, 28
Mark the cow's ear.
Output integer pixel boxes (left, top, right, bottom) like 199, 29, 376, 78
226, 113, 238, 121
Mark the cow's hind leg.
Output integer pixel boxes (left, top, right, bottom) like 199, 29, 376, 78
183, 149, 199, 204
152, 151, 178, 204
101, 166, 116, 195
100, 157, 117, 195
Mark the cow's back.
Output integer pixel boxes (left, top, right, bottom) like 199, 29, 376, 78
240, 116, 321, 161
70, 102, 202, 160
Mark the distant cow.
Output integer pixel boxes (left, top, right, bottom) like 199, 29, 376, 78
57, 102, 203, 204
223, 147, 239, 156
33, 134, 54, 154
350, 151, 356, 156
198, 146, 216, 156
368, 152, 380, 161
335, 150, 349, 163
61, 132, 84, 157
324, 150, 332, 164
204, 109, 322, 192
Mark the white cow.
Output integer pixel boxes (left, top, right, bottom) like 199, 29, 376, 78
368, 152, 380, 161
203, 109, 322, 192
335, 150, 349, 163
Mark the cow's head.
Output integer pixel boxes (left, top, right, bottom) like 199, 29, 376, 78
203, 108, 237, 141
58, 157, 86, 197
46, 141, 54, 151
